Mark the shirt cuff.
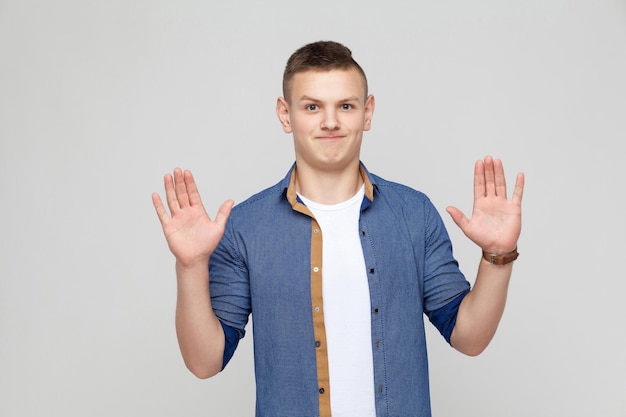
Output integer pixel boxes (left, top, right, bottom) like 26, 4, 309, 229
427, 289, 470, 344
220, 320, 241, 370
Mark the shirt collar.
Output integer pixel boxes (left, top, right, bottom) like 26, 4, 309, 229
284, 162, 376, 213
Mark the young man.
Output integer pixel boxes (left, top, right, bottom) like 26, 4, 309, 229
152, 41, 524, 417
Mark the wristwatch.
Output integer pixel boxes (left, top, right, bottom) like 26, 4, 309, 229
482, 247, 519, 265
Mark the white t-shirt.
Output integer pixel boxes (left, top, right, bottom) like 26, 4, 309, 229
299, 185, 376, 417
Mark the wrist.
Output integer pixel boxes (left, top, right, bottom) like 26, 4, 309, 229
482, 247, 519, 265
175, 257, 210, 273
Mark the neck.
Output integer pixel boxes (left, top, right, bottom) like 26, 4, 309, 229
295, 162, 363, 205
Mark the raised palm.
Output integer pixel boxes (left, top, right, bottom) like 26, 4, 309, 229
152, 168, 233, 268
446, 156, 524, 254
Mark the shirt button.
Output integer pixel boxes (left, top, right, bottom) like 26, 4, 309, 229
314, 228, 320, 233
314, 306, 320, 312
315, 341, 321, 347
313, 266, 319, 273
373, 308, 379, 314
319, 387, 325, 394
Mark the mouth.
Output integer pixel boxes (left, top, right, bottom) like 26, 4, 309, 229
317, 135, 344, 140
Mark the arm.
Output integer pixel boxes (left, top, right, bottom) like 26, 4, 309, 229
152, 168, 234, 378
446, 156, 524, 356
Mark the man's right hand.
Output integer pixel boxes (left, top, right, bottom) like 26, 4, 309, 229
152, 168, 234, 269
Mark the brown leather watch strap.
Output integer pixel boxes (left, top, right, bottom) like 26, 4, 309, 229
482, 247, 519, 265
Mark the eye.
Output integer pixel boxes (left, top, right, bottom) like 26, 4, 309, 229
306, 104, 319, 111
341, 103, 353, 110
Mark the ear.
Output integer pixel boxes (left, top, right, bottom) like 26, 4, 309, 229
276, 97, 293, 133
363, 94, 375, 131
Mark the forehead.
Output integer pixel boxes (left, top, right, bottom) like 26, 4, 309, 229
287, 68, 367, 101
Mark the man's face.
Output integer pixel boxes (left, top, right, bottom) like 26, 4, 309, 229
277, 68, 375, 174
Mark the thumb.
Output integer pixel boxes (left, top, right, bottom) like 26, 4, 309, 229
215, 199, 235, 226
445, 206, 468, 230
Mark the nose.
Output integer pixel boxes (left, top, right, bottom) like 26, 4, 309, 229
321, 110, 340, 130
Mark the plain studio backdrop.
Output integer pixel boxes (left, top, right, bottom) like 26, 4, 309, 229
1, 1, 625, 416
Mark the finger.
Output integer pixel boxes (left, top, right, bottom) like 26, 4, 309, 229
446, 206, 469, 231
215, 199, 235, 227
483, 155, 496, 197
152, 192, 170, 227
493, 158, 507, 198
512, 172, 525, 205
184, 170, 204, 207
173, 168, 191, 208
474, 159, 486, 200
164, 173, 180, 213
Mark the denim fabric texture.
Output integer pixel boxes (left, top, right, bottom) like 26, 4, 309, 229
209, 162, 471, 417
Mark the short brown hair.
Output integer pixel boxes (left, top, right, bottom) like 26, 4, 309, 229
282, 40, 368, 101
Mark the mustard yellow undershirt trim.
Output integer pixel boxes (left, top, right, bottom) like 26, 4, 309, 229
285, 164, 374, 417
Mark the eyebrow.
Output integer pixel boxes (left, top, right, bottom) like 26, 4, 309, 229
298, 95, 362, 103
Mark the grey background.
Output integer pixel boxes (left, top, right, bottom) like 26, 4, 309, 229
1, 0, 625, 416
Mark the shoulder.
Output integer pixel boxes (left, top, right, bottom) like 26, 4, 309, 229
364, 169, 443, 231
230, 165, 292, 214
228, 182, 288, 224
368, 171, 432, 205
223, 169, 295, 236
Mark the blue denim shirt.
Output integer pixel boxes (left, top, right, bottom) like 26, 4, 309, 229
209, 163, 470, 417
